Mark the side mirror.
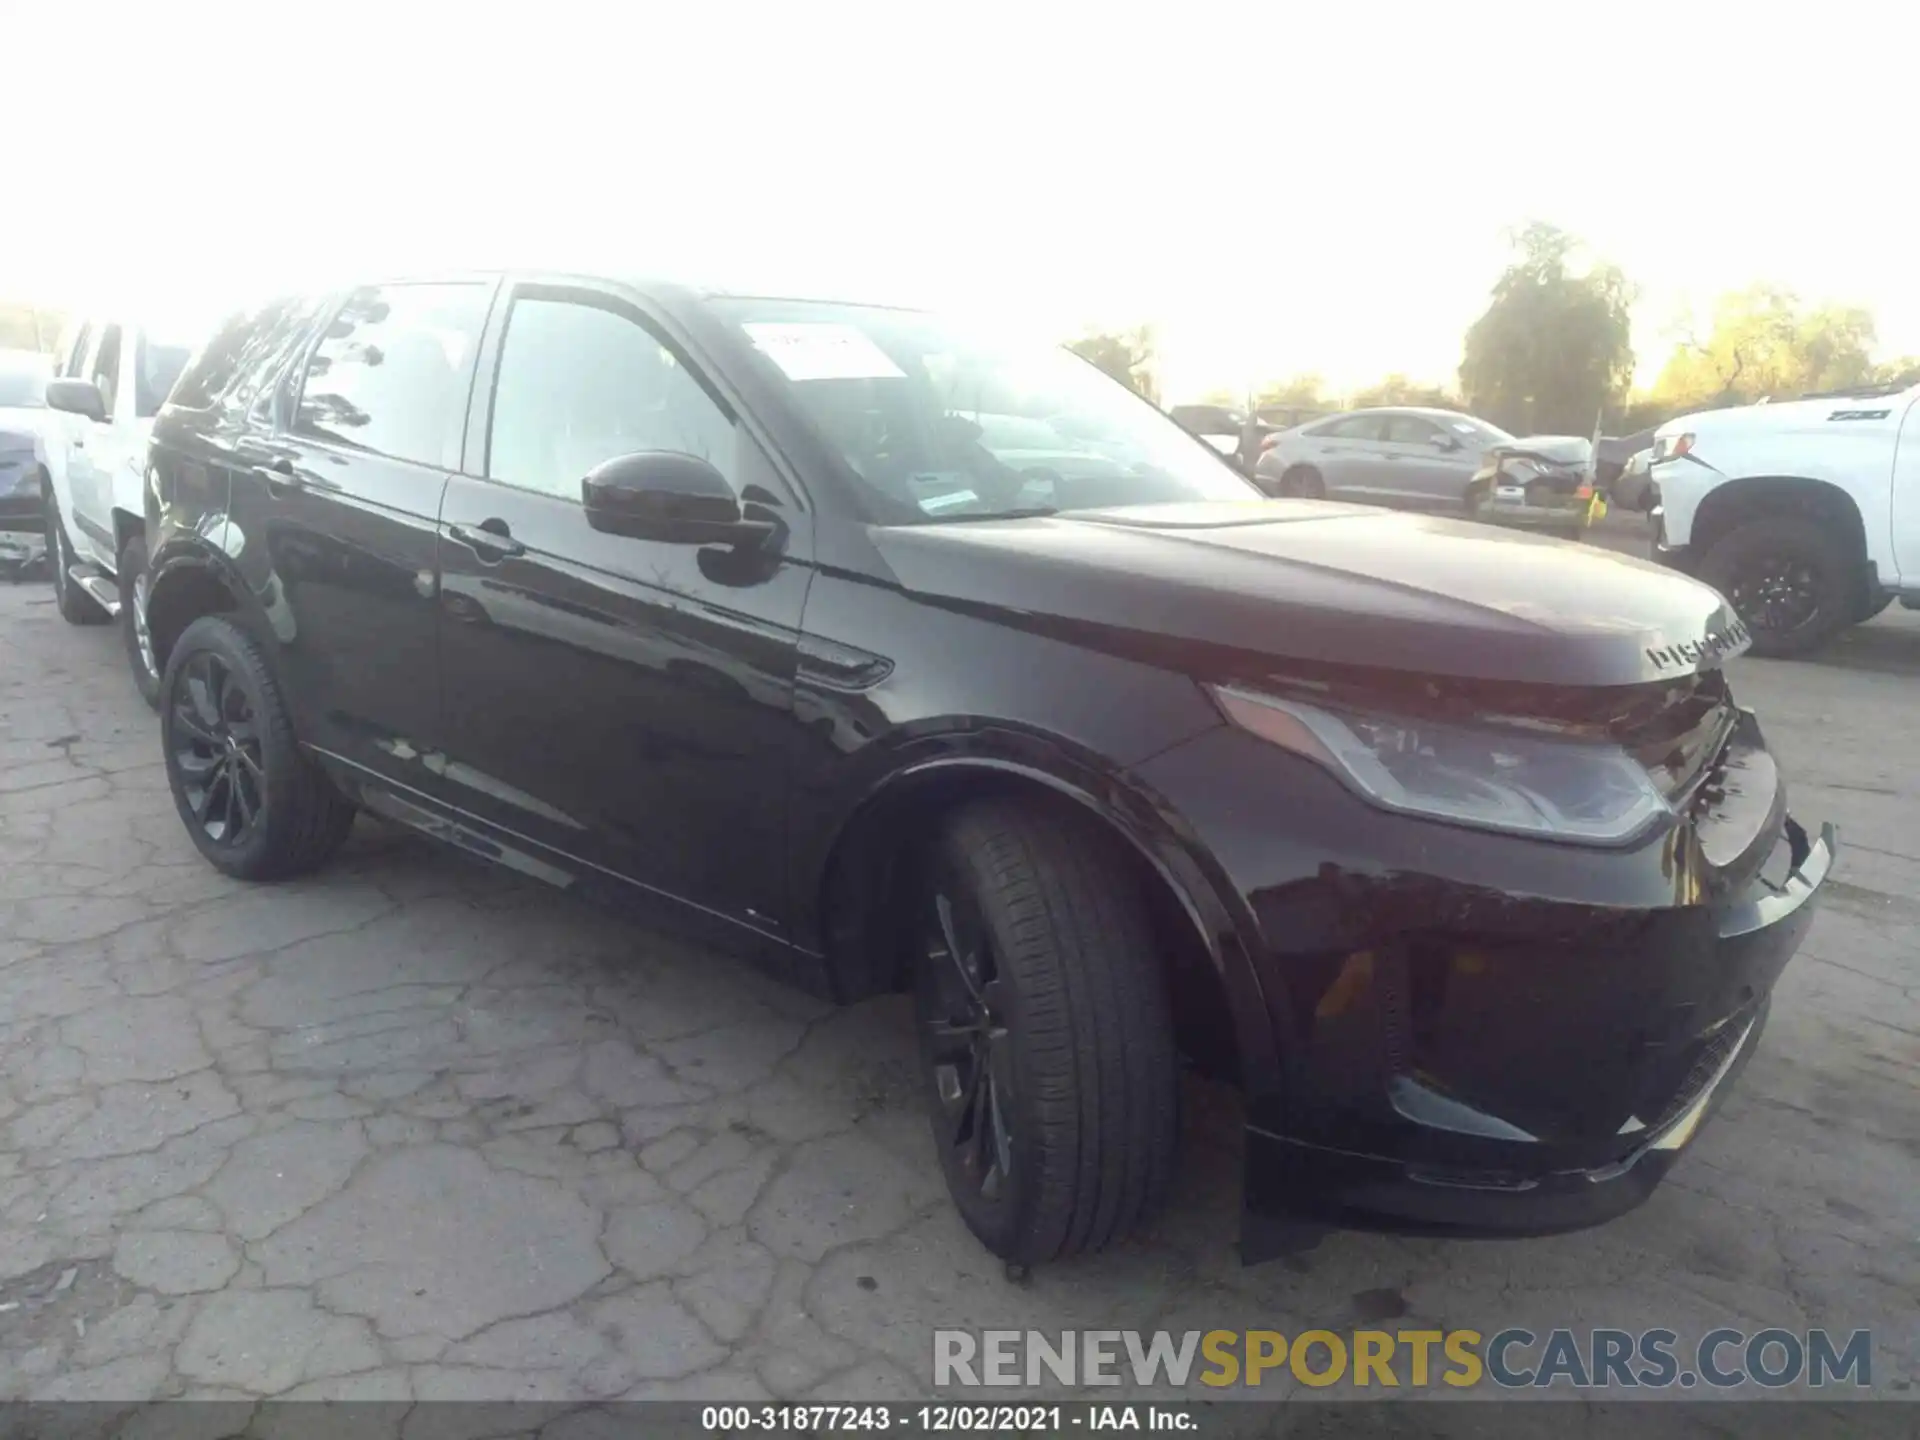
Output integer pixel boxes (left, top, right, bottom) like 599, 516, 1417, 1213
580, 452, 777, 547
46, 378, 107, 424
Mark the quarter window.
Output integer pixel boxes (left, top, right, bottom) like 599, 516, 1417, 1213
487, 295, 737, 502
295, 283, 490, 469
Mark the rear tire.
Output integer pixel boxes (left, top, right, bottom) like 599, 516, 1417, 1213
1276, 466, 1326, 500
118, 534, 161, 710
43, 483, 108, 626
160, 615, 356, 880
1698, 515, 1853, 658
911, 798, 1178, 1265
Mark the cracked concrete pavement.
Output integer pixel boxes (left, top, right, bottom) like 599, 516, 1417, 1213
0, 556, 1915, 1410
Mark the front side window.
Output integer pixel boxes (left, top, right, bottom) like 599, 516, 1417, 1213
710, 298, 1257, 524
1383, 414, 1440, 445
487, 295, 737, 502
295, 283, 489, 469
91, 325, 123, 421
62, 323, 93, 378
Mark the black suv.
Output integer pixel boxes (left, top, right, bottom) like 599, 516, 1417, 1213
144, 272, 1834, 1266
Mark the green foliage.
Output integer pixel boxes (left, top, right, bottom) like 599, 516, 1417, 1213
0, 302, 64, 353
1068, 326, 1159, 403
1459, 222, 1635, 436
1651, 286, 1879, 407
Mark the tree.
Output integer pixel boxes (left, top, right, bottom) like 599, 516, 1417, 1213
1350, 374, 1458, 410
1651, 286, 1878, 408
1069, 326, 1158, 402
1254, 374, 1332, 411
1459, 223, 1635, 435
0, 301, 64, 353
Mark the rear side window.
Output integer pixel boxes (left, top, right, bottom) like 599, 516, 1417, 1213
1317, 413, 1385, 441
295, 283, 490, 470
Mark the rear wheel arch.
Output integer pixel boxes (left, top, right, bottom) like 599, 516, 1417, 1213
816, 756, 1257, 1089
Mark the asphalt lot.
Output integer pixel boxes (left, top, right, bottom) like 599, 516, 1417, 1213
0, 528, 1915, 1417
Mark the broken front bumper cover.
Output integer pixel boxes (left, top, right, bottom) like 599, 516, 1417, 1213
1238, 818, 1836, 1263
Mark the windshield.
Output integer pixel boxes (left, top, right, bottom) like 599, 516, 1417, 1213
711, 299, 1258, 522
0, 351, 50, 408
1447, 415, 1514, 449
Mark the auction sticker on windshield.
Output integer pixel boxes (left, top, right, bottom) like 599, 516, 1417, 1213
743, 322, 906, 381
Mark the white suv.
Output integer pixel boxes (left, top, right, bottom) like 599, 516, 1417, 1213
1650, 378, 1920, 656
41, 314, 204, 704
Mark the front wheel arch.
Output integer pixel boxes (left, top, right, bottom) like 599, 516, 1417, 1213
815, 754, 1274, 1094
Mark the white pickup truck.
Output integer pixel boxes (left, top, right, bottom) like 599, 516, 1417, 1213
41, 314, 203, 705
1650, 378, 1920, 656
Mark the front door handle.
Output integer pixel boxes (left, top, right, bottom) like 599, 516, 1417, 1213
448, 520, 525, 562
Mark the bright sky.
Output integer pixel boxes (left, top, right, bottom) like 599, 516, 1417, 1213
10, 2, 1914, 403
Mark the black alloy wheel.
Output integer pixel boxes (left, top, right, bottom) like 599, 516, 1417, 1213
160, 615, 357, 879
1727, 554, 1821, 636
170, 648, 267, 849
911, 799, 1178, 1265
917, 882, 1017, 1209
1699, 515, 1851, 658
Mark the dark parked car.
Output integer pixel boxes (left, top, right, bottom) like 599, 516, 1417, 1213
142, 272, 1833, 1267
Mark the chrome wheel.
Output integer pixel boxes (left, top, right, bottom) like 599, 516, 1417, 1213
169, 651, 266, 847
918, 888, 1015, 1205
47, 500, 67, 602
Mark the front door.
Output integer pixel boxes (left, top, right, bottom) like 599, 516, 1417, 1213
67, 323, 125, 565
1890, 392, 1920, 587
435, 283, 812, 940
1377, 412, 1474, 507
223, 280, 493, 784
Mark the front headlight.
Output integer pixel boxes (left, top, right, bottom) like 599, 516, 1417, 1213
1209, 686, 1674, 844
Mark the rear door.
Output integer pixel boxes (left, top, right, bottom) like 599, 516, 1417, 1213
226, 279, 494, 785
1307, 412, 1390, 499
434, 279, 812, 938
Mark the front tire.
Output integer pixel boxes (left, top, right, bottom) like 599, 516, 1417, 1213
43, 483, 108, 626
160, 616, 356, 880
118, 534, 161, 709
1698, 516, 1852, 658
912, 798, 1178, 1265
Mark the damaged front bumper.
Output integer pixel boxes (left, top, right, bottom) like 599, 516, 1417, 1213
1238, 817, 1835, 1261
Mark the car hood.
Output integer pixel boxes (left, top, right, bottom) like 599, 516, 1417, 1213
1662, 387, 1920, 436
1489, 434, 1593, 468
871, 501, 1748, 687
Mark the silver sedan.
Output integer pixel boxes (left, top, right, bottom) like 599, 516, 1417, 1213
1255, 406, 1514, 510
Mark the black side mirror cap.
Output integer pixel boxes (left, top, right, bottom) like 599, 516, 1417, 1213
46, 378, 107, 424
581, 451, 777, 547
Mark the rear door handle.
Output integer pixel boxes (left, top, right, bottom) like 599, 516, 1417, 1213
448, 520, 525, 561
